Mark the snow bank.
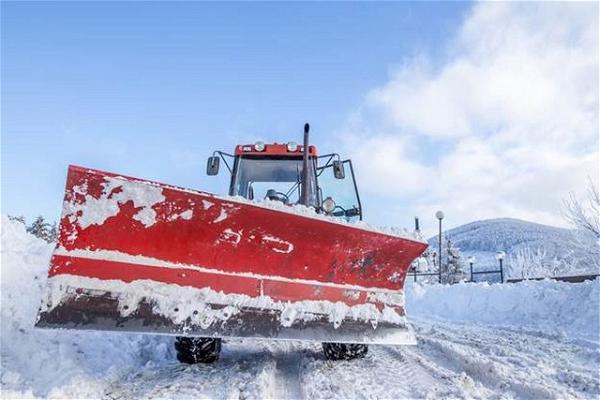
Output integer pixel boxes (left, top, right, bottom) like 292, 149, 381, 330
0, 216, 171, 398
406, 279, 600, 341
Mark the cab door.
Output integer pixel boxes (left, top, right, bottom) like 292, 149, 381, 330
317, 160, 362, 221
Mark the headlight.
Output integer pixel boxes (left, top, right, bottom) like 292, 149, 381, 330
254, 141, 265, 151
287, 141, 298, 152
322, 197, 336, 213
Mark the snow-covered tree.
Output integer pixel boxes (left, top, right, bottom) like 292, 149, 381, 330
48, 222, 58, 243
563, 179, 600, 273
442, 239, 467, 283
564, 178, 599, 238
27, 216, 56, 243
8, 215, 26, 225
411, 231, 466, 284
509, 247, 548, 279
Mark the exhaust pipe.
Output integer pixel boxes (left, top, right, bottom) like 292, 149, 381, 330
300, 123, 310, 206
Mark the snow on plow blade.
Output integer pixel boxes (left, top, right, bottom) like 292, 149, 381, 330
36, 166, 427, 345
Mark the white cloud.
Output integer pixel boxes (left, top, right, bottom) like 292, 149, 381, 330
341, 2, 598, 234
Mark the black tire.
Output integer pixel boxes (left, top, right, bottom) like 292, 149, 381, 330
322, 342, 368, 360
174, 337, 222, 364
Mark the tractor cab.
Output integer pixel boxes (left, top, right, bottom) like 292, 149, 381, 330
207, 137, 362, 221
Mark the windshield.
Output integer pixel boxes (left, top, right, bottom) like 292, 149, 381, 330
232, 157, 318, 205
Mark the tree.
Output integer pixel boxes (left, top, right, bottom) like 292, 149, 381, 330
27, 216, 56, 243
411, 234, 466, 284
508, 247, 550, 279
563, 178, 600, 272
443, 239, 467, 284
48, 222, 58, 243
564, 178, 599, 238
8, 215, 26, 225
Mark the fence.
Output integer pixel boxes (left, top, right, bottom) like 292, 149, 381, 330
409, 270, 440, 283
409, 263, 504, 284
469, 263, 503, 283
506, 274, 599, 283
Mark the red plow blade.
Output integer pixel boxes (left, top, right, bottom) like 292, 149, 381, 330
35, 166, 427, 345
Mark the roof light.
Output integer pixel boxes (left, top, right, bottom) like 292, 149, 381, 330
242, 146, 252, 152
287, 141, 298, 152
254, 141, 265, 151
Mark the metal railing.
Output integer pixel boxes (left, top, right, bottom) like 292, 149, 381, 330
409, 263, 504, 284
469, 265, 504, 283
409, 270, 440, 283
506, 274, 599, 283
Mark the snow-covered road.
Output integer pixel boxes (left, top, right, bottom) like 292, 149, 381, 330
97, 319, 598, 400
2, 217, 599, 399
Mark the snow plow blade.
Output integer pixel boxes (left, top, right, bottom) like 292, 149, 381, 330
36, 166, 427, 345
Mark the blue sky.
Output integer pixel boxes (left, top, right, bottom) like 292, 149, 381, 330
2, 2, 597, 236
1, 2, 468, 228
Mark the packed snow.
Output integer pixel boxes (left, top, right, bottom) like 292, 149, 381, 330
261, 235, 294, 254
2, 216, 598, 399
64, 177, 166, 229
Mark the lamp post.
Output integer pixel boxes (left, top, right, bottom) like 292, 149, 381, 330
435, 211, 444, 284
468, 256, 475, 282
496, 251, 505, 283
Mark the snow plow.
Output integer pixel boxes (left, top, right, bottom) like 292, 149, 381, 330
35, 124, 427, 362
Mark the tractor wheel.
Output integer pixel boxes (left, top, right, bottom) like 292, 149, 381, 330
322, 342, 368, 360
174, 337, 222, 364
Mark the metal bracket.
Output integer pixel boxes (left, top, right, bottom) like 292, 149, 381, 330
212, 151, 235, 174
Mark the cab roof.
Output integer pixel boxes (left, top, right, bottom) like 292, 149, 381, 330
234, 143, 318, 157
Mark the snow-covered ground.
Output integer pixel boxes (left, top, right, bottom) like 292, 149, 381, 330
2, 216, 599, 399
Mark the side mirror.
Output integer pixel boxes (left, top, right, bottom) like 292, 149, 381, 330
333, 160, 345, 179
206, 156, 220, 175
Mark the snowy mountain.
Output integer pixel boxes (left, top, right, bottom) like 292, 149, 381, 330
428, 218, 598, 279
429, 218, 572, 255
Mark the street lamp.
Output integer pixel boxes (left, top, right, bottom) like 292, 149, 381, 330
435, 211, 444, 284
468, 256, 475, 282
496, 251, 505, 283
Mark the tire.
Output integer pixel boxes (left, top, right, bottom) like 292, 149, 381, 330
322, 342, 368, 360
174, 337, 222, 364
